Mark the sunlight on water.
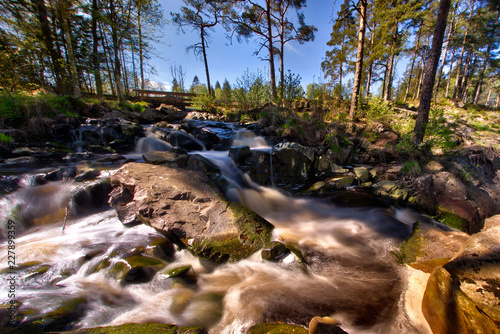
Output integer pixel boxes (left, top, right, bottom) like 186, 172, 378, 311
0, 135, 432, 333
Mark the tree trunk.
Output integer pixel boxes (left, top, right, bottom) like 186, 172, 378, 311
445, 48, 455, 98
365, 21, 376, 98
138, 4, 145, 91
415, 36, 430, 100
458, 51, 472, 100
349, 0, 367, 119
34, 0, 65, 93
266, 0, 277, 100
92, 0, 103, 98
200, 26, 212, 96
496, 92, 500, 108
109, 0, 124, 100
434, 3, 457, 100
59, 0, 81, 98
99, 21, 116, 96
121, 47, 129, 95
413, 0, 451, 145
383, 35, 396, 102
486, 85, 492, 106
405, 24, 423, 101
452, 2, 473, 100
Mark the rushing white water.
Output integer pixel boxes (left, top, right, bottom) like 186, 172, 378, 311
0, 129, 432, 333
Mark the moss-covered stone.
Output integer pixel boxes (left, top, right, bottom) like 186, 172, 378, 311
436, 207, 469, 231
61, 323, 179, 333
248, 322, 308, 334
158, 264, 193, 278
396, 223, 468, 274
190, 201, 273, 264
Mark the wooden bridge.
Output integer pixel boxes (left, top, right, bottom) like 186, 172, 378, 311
131, 90, 196, 109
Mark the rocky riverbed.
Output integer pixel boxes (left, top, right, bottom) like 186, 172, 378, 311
0, 104, 499, 333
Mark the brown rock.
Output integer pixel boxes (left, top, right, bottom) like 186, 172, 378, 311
109, 163, 273, 263
422, 225, 500, 334
308, 316, 347, 334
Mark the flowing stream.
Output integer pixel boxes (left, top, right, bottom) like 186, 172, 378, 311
0, 128, 432, 333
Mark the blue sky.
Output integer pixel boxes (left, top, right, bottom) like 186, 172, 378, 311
149, 0, 339, 90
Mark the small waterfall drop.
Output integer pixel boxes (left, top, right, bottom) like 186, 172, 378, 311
135, 137, 173, 153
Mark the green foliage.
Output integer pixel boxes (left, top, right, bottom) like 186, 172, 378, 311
192, 93, 217, 113
234, 69, 271, 111
0, 133, 13, 143
365, 96, 392, 122
425, 107, 460, 154
280, 70, 304, 101
402, 160, 421, 175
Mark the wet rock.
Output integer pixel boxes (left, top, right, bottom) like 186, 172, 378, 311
142, 151, 180, 165
248, 323, 308, 334
109, 254, 166, 285
74, 168, 100, 182
109, 163, 274, 263
308, 316, 348, 334
314, 151, 349, 177
167, 131, 205, 151
158, 264, 193, 278
60, 323, 180, 333
326, 176, 354, 189
273, 142, 315, 186
262, 241, 290, 261
353, 167, 370, 183
397, 223, 469, 273
229, 146, 252, 163
422, 219, 500, 334
70, 178, 112, 215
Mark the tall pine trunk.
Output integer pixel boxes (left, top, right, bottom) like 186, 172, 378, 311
434, 7, 455, 99
59, 0, 81, 98
92, 0, 103, 98
405, 24, 422, 101
266, 0, 277, 100
34, 0, 65, 93
452, 2, 473, 100
200, 26, 212, 96
138, 4, 145, 91
413, 0, 451, 145
365, 21, 376, 97
109, 0, 124, 100
445, 48, 455, 97
383, 33, 396, 102
349, 0, 367, 119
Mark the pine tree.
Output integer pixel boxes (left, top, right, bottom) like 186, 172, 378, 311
414, 0, 452, 145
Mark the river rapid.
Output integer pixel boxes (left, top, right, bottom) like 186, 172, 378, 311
0, 126, 433, 333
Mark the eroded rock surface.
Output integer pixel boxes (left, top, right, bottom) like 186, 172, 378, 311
109, 162, 273, 263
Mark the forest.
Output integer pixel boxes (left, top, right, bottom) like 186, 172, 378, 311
0, 0, 499, 145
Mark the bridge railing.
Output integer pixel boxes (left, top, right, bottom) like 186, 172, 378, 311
131, 90, 196, 108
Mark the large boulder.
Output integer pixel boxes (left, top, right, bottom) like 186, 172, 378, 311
422, 215, 500, 334
397, 223, 469, 273
109, 163, 274, 263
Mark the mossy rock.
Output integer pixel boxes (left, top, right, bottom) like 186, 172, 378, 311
61, 323, 179, 333
4, 297, 88, 333
190, 201, 274, 264
158, 264, 193, 278
248, 323, 308, 334
261, 241, 290, 261
436, 207, 469, 231
109, 255, 166, 284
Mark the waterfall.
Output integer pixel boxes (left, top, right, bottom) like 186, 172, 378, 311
0, 128, 432, 334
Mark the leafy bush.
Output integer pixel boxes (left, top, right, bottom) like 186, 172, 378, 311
0, 133, 13, 143
192, 93, 217, 113
365, 96, 392, 122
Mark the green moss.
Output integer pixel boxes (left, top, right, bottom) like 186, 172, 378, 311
437, 208, 469, 231
191, 201, 273, 264
62, 323, 179, 333
248, 323, 308, 334
396, 225, 425, 265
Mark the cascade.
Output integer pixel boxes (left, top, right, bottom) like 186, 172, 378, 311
0, 127, 433, 334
